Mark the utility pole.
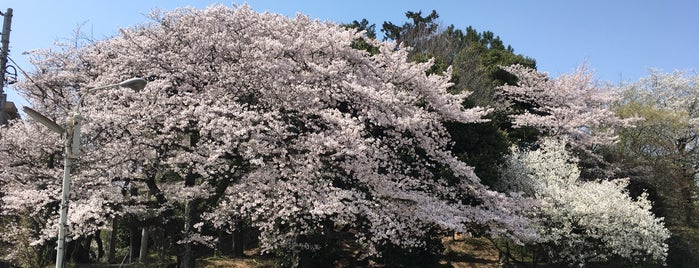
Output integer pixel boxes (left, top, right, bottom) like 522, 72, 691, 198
0, 8, 13, 125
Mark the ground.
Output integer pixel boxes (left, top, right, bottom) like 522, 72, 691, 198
196, 235, 502, 268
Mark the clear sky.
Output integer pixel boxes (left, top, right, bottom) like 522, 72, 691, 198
2, 0, 698, 107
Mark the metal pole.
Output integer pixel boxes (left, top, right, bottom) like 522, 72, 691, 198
56, 115, 79, 268
0, 8, 11, 85
52, 79, 140, 267
0, 8, 13, 125
22, 77, 145, 268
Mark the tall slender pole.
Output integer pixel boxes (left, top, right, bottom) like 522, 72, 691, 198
24, 77, 146, 268
56, 115, 79, 268
0, 8, 13, 125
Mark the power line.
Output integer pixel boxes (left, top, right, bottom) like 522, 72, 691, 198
8, 55, 46, 97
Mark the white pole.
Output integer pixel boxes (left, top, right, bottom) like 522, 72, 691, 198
55, 116, 77, 268
23, 77, 145, 268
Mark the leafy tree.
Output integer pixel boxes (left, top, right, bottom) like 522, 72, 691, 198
382, 10, 440, 49
610, 70, 699, 266
448, 27, 536, 108
381, 11, 536, 107
342, 18, 376, 39
3, 5, 533, 267
340, 19, 379, 55
381, 10, 458, 77
498, 138, 670, 267
379, 11, 536, 187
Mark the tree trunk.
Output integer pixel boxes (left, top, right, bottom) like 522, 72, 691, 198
107, 217, 117, 263
182, 199, 193, 268
232, 227, 245, 257
216, 231, 232, 256
68, 237, 91, 264
181, 168, 201, 268
216, 225, 244, 258
95, 230, 105, 260
129, 219, 141, 264
139, 227, 149, 261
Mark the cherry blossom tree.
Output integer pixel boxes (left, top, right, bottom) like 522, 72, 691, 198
0, 121, 63, 267
3, 4, 534, 266
498, 64, 634, 152
498, 138, 670, 266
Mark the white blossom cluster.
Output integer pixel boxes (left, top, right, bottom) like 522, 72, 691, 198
499, 64, 635, 152
2, 4, 532, 263
499, 138, 670, 266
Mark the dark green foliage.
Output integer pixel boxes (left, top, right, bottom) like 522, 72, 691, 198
374, 228, 445, 268
489, 109, 540, 149
445, 121, 509, 187
272, 220, 365, 268
343, 18, 376, 39
377, 10, 538, 185
341, 19, 380, 55
450, 28, 536, 107
382, 10, 440, 45
666, 228, 699, 268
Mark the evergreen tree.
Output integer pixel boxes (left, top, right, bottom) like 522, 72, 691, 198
379, 10, 536, 186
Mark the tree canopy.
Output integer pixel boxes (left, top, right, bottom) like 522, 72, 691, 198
0, 4, 680, 268
499, 138, 669, 266
2, 5, 532, 267
609, 70, 699, 266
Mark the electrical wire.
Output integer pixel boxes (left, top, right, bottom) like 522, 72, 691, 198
7, 55, 47, 97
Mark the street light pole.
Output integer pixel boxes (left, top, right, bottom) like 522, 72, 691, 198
57, 115, 77, 268
0, 8, 13, 125
22, 77, 146, 268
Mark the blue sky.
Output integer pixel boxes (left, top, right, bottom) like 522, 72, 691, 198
2, 1, 698, 107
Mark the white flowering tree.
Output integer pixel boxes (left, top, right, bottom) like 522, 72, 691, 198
498, 138, 670, 266
2, 4, 534, 267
